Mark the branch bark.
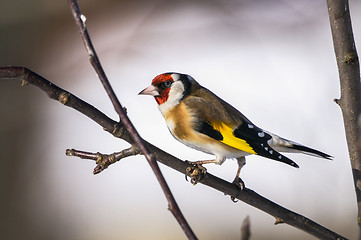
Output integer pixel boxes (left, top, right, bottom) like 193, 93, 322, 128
66, 1, 197, 239
0, 66, 347, 240
327, 0, 361, 232
66, 147, 141, 174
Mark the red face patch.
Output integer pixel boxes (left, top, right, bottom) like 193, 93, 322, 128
151, 74, 174, 105
151, 73, 173, 85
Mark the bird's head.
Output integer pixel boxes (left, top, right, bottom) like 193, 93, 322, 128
139, 72, 194, 106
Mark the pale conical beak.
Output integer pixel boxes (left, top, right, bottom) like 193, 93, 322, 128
138, 85, 160, 96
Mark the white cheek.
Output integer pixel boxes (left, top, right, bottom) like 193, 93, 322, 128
168, 82, 185, 103
158, 81, 185, 116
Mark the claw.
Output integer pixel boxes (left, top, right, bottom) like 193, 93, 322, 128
185, 162, 207, 185
231, 177, 245, 202
233, 177, 245, 190
184, 160, 190, 182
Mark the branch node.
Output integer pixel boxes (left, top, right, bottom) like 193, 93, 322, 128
333, 98, 340, 105
108, 153, 116, 164
343, 52, 358, 64
112, 122, 125, 138
21, 79, 28, 86
95, 152, 103, 164
66, 148, 74, 156
274, 217, 284, 225
59, 92, 71, 105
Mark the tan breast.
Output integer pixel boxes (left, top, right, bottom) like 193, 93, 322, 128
163, 102, 194, 140
163, 101, 247, 159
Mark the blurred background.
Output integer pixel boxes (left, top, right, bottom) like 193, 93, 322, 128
0, 0, 360, 239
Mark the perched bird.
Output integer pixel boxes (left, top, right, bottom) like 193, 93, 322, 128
139, 72, 332, 187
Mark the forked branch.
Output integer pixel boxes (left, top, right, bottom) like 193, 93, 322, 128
67, 0, 197, 239
66, 147, 141, 174
0, 66, 347, 239
327, 0, 361, 233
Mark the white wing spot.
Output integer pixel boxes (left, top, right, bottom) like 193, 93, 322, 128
278, 155, 282, 159
264, 147, 268, 151
248, 124, 254, 129
269, 150, 273, 154
258, 132, 265, 137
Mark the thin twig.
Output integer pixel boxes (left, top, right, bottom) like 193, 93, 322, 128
66, 147, 141, 174
241, 216, 251, 240
0, 66, 348, 239
66, 149, 100, 161
67, 0, 122, 117
327, 0, 361, 234
66, 1, 197, 239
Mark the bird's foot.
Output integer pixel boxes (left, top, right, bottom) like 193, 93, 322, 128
232, 177, 245, 190
185, 161, 207, 185
231, 177, 245, 202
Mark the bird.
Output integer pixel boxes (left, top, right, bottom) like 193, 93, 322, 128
139, 72, 332, 188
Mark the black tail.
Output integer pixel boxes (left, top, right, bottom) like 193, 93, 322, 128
290, 144, 333, 160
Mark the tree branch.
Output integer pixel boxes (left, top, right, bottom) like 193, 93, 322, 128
327, 0, 361, 232
66, 1, 197, 239
0, 66, 347, 239
66, 147, 141, 174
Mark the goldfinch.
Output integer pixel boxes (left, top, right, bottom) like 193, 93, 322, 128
139, 73, 332, 186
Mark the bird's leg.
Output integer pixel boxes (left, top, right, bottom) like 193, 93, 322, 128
231, 156, 246, 202
233, 156, 246, 189
185, 160, 216, 185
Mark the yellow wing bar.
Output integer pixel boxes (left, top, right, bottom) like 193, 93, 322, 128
211, 122, 256, 154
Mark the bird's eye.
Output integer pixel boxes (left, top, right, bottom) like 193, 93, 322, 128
161, 80, 172, 89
